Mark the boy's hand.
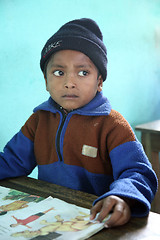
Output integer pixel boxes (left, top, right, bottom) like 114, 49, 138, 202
90, 195, 131, 228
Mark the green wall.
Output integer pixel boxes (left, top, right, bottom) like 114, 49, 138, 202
0, 0, 160, 177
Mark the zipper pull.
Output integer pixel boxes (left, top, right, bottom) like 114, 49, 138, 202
59, 106, 68, 116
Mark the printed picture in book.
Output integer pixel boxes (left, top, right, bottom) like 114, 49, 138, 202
0, 186, 105, 240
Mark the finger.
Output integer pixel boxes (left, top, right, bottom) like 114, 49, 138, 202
105, 203, 131, 228
90, 200, 103, 220
104, 202, 124, 227
113, 207, 131, 227
96, 198, 115, 223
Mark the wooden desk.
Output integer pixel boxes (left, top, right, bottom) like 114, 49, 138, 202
135, 120, 160, 214
1, 176, 160, 240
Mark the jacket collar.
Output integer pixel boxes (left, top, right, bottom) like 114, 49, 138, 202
33, 91, 112, 116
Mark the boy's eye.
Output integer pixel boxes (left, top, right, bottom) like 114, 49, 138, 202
53, 70, 64, 76
78, 70, 89, 76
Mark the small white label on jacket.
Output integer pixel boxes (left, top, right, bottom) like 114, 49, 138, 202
82, 145, 98, 158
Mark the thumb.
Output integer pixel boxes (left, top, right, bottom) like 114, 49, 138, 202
90, 200, 103, 220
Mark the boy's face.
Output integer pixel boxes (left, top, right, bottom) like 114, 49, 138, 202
45, 50, 103, 112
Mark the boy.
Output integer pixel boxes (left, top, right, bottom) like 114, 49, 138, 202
0, 18, 157, 228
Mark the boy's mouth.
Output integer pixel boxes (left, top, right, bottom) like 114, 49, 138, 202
62, 95, 78, 99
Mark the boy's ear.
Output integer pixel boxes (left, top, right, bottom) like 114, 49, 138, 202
97, 75, 103, 92
44, 75, 49, 91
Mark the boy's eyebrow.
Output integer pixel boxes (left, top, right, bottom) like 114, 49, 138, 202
75, 64, 92, 69
49, 64, 65, 68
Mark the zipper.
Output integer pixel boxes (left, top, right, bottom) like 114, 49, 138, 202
56, 111, 67, 161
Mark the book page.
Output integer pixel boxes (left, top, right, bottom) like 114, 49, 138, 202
0, 186, 107, 240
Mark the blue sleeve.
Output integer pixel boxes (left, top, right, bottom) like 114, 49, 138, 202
0, 130, 36, 180
93, 140, 158, 217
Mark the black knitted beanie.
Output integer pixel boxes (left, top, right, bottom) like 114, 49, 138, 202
40, 18, 108, 81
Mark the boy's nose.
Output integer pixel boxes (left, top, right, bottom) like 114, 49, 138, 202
64, 74, 76, 89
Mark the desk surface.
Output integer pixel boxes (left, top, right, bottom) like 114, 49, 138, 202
135, 119, 160, 215
0, 176, 160, 240
135, 120, 160, 133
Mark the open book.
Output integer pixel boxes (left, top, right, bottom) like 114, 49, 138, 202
0, 186, 108, 240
